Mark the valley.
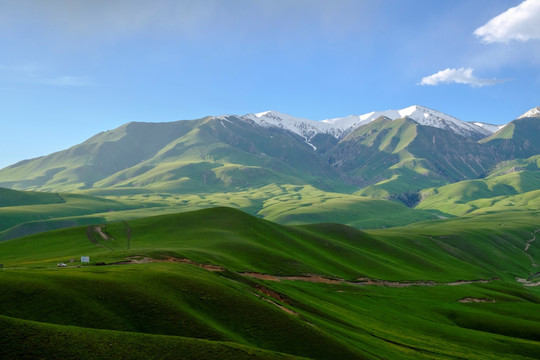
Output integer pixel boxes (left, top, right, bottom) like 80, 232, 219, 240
1, 106, 540, 359
0, 208, 539, 359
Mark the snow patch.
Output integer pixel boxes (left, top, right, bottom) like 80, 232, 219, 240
238, 106, 504, 142
519, 106, 540, 119
242, 111, 339, 150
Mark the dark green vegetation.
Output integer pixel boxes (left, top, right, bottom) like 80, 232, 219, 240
0, 188, 139, 241
0, 116, 344, 193
0, 207, 539, 359
1, 110, 540, 358
0, 110, 539, 238
1, 112, 539, 200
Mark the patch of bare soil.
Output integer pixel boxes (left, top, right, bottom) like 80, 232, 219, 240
285, 275, 342, 284
250, 289, 298, 316
516, 277, 540, 287
524, 229, 539, 268
113, 257, 497, 288
262, 298, 298, 316
125, 256, 153, 264
119, 256, 225, 271
458, 297, 495, 303
354, 278, 436, 287
239, 272, 496, 287
447, 279, 493, 286
240, 272, 342, 284
94, 226, 113, 241
241, 272, 281, 281
255, 285, 289, 303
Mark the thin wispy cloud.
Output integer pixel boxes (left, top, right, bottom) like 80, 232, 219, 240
419, 68, 506, 87
0, 63, 40, 73
474, 0, 540, 43
0, 63, 94, 87
44, 75, 95, 87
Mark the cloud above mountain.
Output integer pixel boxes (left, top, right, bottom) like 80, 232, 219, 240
474, 0, 540, 43
419, 68, 505, 87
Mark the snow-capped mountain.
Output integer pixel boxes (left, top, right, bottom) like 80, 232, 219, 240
519, 107, 540, 119
241, 111, 343, 150
1, 105, 538, 196
472, 122, 506, 134
241, 105, 501, 145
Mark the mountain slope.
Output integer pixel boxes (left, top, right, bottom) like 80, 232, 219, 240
417, 169, 540, 215
322, 105, 496, 139
481, 115, 540, 160
0, 188, 134, 240
0, 119, 201, 191
0, 116, 344, 193
0, 106, 537, 202
0, 208, 539, 359
326, 116, 498, 201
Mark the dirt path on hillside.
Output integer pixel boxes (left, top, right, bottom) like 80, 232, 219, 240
524, 229, 539, 268
240, 272, 496, 288
94, 226, 113, 241
101, 255, 497, 288
120, 256, 226, 272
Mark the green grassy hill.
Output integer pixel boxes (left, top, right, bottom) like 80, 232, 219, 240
417, 167, 540, 216
0, 116, 345, 194
0, 187, 65, 207
0, 188, 140, 241
0, 207, 539, 359
328, 117, 499, 202
2, 114, 539, 203
0, 184, 440, 242
481, 117, 540, 159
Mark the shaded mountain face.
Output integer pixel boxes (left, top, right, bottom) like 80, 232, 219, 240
323, 117, 504, 199
0, 106, 539, 198
481, 116, 540, 160
0, 116, 343, 193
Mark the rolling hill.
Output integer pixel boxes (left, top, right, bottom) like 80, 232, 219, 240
0, 207, 539, 359
0, 188, 140, 241
1, 105, 538, 202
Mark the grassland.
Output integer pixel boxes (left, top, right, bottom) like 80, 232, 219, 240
0, 207, 539, 359
417, 169, 540, 216
0, 191, 142, 241
0, 184, 440, 242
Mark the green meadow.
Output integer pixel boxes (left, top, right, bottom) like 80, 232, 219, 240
0, 184, 440, 241
1, 207, 539, 359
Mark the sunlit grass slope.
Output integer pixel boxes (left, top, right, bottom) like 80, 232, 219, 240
2, 207, 538, 281
0, 184, 440, 242
0, 191, 137, 240
99, 184, 438, 229
0, 264, 352, 360
0, 187, 64, 207
0, 314, 307, 360
418, 169, 540, 215
0, 207, 539, 359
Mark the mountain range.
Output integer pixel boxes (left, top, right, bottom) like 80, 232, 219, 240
1, 105, 539, 204
1, 106, 540, 359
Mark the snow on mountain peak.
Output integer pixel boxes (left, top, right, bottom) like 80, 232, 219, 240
518, 107, 540, 119
238, 105, 503, 149
391, 105, 494, 137
322, 105, 496, 138
241, 110, 341, 150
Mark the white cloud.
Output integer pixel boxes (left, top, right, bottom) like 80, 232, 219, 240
474, 0, 540, 43
419, 68, 506, 87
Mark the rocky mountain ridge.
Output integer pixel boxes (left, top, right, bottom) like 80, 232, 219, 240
0, 106, 539, 200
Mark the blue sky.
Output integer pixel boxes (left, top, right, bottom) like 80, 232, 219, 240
1, 0, 539, 168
